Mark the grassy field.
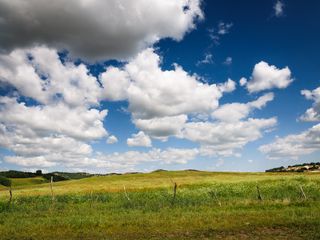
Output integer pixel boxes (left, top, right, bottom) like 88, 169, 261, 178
0, 171, 319, 239
9, 176, 48, 187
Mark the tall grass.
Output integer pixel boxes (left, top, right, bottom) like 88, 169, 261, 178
0, 172, 319, 239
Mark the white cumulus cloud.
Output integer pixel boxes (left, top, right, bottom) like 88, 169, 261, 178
261, 85, 320, 160
212, 93, 274, 122
133, 115, 188, 140
0, 123, 93, 168
90, 148, 200, 172
0, 97, 108, 141
0, 46, 102, 106
106, 135, 118, 144
244, 61, 293, 93
259, 123, 320, 159
101, 48, 236, 139
239, 77, 247, 86
300, 86, 320, 122
182, 118, 277, 157
127, 131, 152, 147
0, 0, 203, 61
0, 46, 109, 169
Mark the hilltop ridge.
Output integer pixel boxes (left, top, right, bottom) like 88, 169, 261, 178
266, 162, 320, 172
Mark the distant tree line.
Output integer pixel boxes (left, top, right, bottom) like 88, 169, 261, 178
0, 170, 39, 178
0, 170, 93, 182
266, 162, 320, 172
266, 166, 286, 172
287, 162, 320, 168
0, 170, 68, 182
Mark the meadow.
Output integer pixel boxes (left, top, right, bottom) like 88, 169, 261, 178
0, 171, 319, 239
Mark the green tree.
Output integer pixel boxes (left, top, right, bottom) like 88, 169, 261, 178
0, 176, 12, 202
0, 176, 11, 187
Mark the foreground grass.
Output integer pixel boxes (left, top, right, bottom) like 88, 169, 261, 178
0, 171, 319, 239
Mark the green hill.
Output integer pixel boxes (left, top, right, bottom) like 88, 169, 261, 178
10, 177, 48, 187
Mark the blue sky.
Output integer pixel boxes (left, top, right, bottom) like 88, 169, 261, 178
0, 0, 319, 173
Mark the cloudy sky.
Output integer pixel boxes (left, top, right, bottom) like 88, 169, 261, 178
0, 0, 319, 173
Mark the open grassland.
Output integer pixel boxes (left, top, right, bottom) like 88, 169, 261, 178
0, 171, 320, 239
10, 176, 48, 187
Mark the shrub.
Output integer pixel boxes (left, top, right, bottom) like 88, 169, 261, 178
0, 176, 12, 187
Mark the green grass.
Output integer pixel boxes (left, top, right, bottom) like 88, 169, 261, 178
0, 171, 319, 239
10, 176, 48, 187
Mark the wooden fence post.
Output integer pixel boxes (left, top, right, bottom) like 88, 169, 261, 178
173, 182, 177, 201
169, 178, 178, 206
123, 185, 131, 202
50, 176, 55, 202
299, 185, 307, 200
208, 190, 222, 207
9, 186, 12, 203
256, 185, 263, 201
214, 190, 222, 207
171, 182, 177, 206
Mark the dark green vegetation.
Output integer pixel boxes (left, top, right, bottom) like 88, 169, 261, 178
0, 171, 319, 239
0, 170, 39, 178
0, 170, 93, 182
0, 176, 11, 187
266, 162, 320, 172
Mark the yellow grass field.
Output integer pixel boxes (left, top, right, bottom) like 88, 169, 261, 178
0, 171, 320, 239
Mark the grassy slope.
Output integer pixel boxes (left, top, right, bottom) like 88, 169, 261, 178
10, 176, 48, 187
0, 171, 320, 240
2, 171, 320, 197
0, 176, 48, 191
